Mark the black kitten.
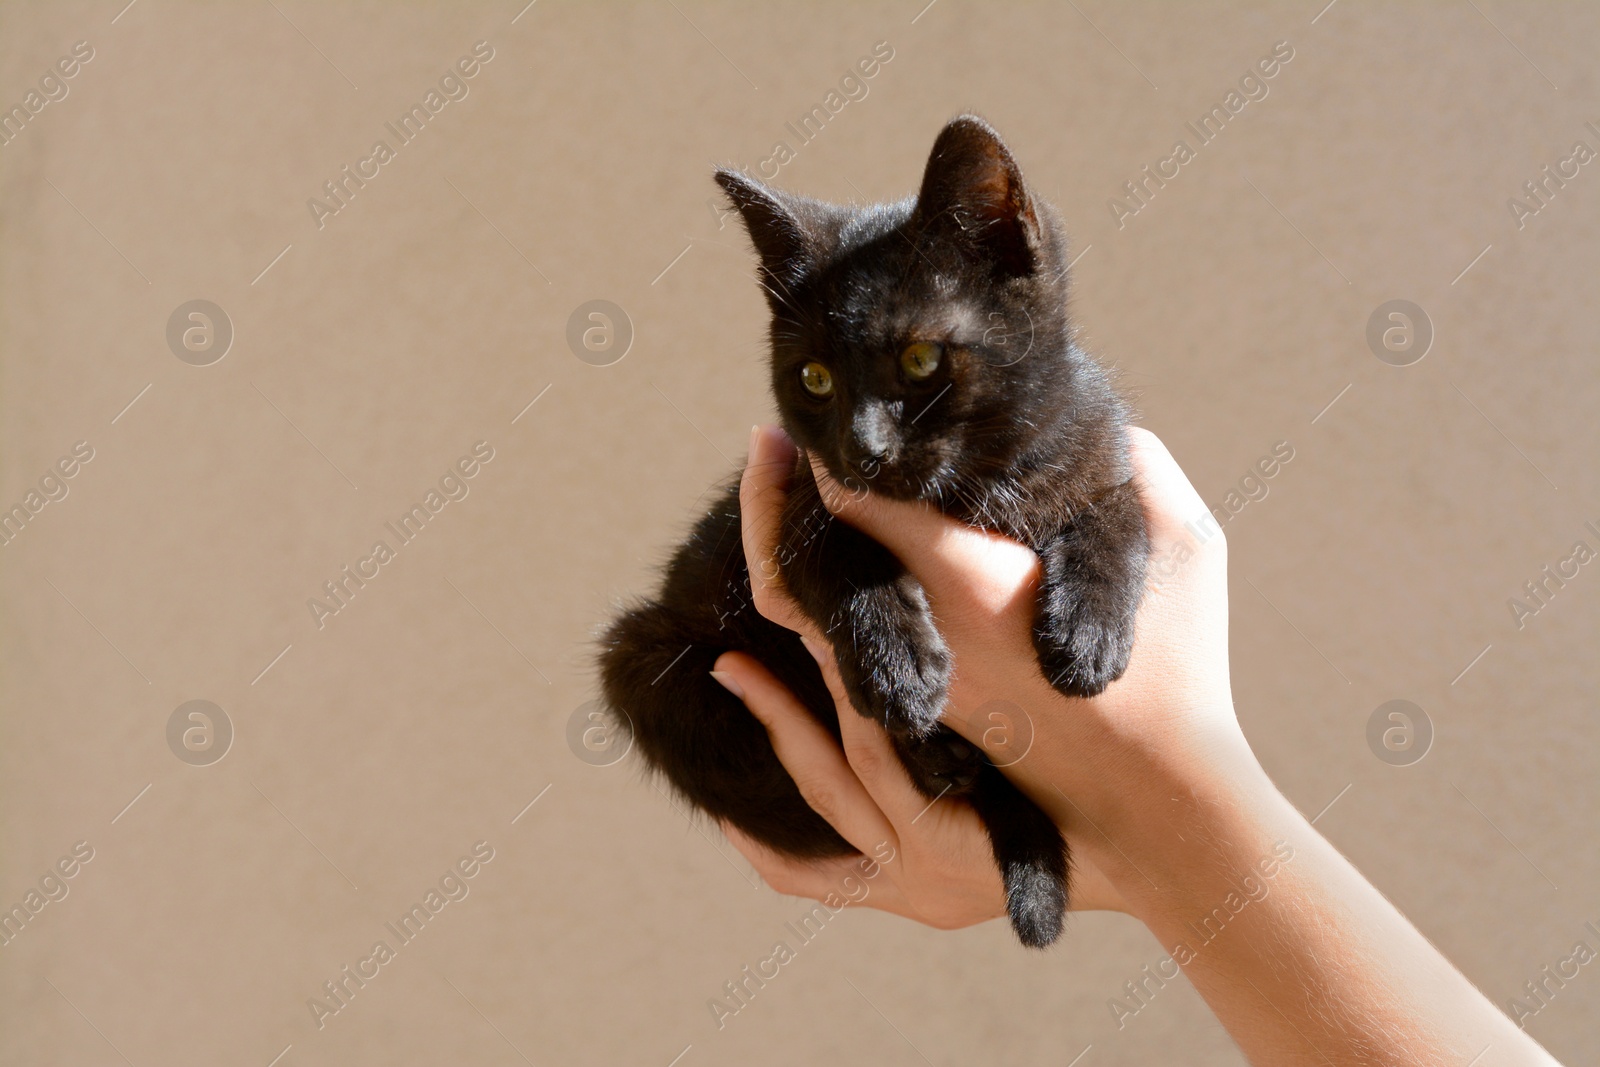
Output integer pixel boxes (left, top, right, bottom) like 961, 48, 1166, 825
599, 115, 1147, 948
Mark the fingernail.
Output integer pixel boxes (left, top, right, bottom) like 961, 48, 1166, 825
748, 424, 761, 457
710, 670, 745, 701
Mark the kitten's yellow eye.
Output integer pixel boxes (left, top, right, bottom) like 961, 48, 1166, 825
900, 341, 942, 380
799, 362, 834, 398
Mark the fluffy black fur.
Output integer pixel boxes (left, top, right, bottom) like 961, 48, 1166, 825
599, 115, 1148, 948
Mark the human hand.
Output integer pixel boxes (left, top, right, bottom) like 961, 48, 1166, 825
803, 421, 1265, 917
712, 423, 1235, 923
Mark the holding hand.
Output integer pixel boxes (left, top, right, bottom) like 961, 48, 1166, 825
712, 421, 1232, 925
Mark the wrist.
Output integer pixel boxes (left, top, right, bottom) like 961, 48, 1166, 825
1071, 724, 1297, 926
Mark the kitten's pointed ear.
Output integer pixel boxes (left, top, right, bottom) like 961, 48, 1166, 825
715, 168, 814, 294
914, 115, 1043, 276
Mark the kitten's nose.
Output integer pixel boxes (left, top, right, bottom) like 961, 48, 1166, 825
846, 406, 895, 466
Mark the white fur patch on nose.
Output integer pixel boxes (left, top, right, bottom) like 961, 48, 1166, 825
851, 404, 896, 456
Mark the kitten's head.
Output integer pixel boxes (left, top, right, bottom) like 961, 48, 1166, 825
717, 114, 1089, 502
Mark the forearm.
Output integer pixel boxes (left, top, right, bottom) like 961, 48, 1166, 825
1075, 738, 1558, 1067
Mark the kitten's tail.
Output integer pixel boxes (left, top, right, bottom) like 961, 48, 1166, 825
967, 764, 1069, 948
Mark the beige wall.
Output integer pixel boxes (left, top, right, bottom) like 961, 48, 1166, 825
2, 2, 1596, 1063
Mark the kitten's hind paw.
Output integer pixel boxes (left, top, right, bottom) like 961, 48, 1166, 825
895, 726, 984, 797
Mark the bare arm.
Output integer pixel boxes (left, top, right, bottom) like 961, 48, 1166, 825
712, 423, 1559, 1067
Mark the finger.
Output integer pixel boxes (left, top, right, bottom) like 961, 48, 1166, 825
1124, 426, 1213, 548
809, 455, 1039, 622
712, 651, 899, 856
797, 634, 954, 829
738, 424, 808, 631
736, 662, 998, 927
721, 824, 864, 898
722, 824, 922, 920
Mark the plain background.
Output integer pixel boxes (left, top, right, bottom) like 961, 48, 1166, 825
2, 1, 1596, 1064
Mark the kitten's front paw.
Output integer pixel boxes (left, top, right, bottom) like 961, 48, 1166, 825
1034, 501, 1147, 699
829, 577, 951, 735
1035, 599, 1136, 698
